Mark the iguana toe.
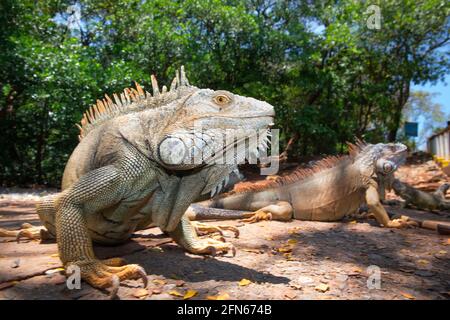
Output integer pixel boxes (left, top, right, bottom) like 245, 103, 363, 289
193, 221, 239, 238
241, 210, 272, 223
0, 223, 48, 243
69, 260, 148, 298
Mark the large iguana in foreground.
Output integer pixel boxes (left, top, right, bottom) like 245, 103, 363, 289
187, 141, 413, 228
0, 67, 275, 294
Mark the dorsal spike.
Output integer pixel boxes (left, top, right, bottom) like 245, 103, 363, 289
145, 91, 152, 98
97, 99, 106, 114
170, 76, 177, 92
151, 75, 160, 96
162, 85, 167, 93
113, 93, 122, 107
134, 81, 144, 96
180, 65, 189, 86
175, 69, 180, 88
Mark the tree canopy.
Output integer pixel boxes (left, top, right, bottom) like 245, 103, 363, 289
1, 0, 449, 186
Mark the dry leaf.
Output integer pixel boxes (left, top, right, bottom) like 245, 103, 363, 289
242, 249, 262, 254
207, 293, 230, 300
238, 278, 252, 286
277, 246, 292, 253
153, 279, 166, 286
168, 290, 184, 297
45, 267, 65, 275
349, 220, 357, 224
315, 283, 330, 293
437, 250, 447, 255
400, 292, 416, 300
50, 254, 59, 258
183, 290, 198, 300
352, 267, 363, 273
417, 259, 429, 265
133, 289, 149, 299
265, 236, 274, 241
194, 270, 204, 274
287, 239, 298, 245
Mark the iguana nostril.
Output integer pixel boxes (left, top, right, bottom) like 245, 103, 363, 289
159, 137, 187, 165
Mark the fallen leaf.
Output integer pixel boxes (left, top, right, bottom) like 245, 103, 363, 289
183, 290, 198, 300
287, 239, 298, 245
133, 289, 149, 299
194, 270, 204, 274
153, 279, 166, 286
50, 254, 59, 258
45, 268, 65, 275
207, 293, 230, 300
349, 220, 357, 224
168, 290, 184, 297
241, 249, 262, 254
277, 246, 292, 253
315, 284, 330, 293
265, 236, 274, 241
238, 278, 252, 286
400, 292, 416, 300
417, 259, 429, 265
437, 250, 447, 255
352, 267, 363, 273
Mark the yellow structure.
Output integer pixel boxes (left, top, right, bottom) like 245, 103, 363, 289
428, 123, 450, 169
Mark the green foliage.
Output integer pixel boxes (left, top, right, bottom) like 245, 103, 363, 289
0, 0, 449, 186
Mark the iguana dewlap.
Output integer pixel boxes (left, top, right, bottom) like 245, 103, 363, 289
188, 141, 410, 228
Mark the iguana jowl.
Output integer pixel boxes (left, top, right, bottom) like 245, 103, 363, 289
0, 67, 275, 294
187, 141, 411, 228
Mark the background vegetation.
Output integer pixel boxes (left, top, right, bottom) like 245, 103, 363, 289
0, 0, 449, 186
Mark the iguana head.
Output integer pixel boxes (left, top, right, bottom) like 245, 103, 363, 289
153, 69, 275, 172
352, 141, 408, 177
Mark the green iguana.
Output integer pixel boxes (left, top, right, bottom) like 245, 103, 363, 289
186, 141, 413, 228
0, 67, 275, 295
392, 179, 450, 211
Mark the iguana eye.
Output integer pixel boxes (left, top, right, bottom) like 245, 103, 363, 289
213, 94, 231, 106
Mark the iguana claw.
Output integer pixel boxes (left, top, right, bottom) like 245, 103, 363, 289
241, 210, 272, 224
69, 260, 148, 298
193, 221, 239, 238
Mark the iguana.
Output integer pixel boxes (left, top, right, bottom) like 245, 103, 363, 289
186, 141, 412, 228
0, 67, 275, 295
392, 179, 450, 211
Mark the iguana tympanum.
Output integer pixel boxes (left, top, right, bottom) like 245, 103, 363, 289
0, 67, 275, 294
187, 141, 412, 228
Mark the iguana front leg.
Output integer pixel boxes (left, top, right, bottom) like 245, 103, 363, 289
55, 165, 147, 296
365, 185, 409, 228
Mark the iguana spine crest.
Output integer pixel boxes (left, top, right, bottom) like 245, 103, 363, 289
234, 140, 368, 193
77, 66, 191, 140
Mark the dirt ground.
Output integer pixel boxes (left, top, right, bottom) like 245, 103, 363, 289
0, 159, 449, 300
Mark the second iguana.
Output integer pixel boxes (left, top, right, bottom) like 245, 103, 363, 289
187, 141, 412, 228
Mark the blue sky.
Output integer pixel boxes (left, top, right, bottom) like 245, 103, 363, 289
411, 74, 449, 150
412, 74, 450, 116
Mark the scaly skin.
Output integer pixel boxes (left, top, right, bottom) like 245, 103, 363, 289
392, 179, 450, 211
0, 67, 275, 296
187, 141, 413, 229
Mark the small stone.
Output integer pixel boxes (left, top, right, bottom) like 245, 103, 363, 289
10, 259, 20, 268
315, 283, 330, 293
